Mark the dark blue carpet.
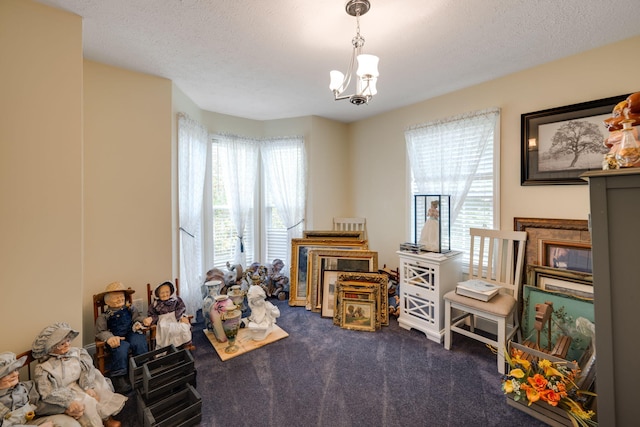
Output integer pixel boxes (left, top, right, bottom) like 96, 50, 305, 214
118, 299, 547, 427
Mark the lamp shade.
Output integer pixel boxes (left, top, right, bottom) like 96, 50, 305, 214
356, 54, 379, 77
329, 70, 345, 91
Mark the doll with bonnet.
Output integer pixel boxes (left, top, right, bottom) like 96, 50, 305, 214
31, 322, 126, 427
143, 281, 193, 350
0, 351, 80, 426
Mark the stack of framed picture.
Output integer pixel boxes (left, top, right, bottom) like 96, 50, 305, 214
290, 231, 389, 331
332, 272, 389, 332
514, 218, 595, 392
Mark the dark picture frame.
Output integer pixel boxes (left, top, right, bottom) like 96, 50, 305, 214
538, 239, 592, 273
521, 94, 629, 185
513, 217, 590, 284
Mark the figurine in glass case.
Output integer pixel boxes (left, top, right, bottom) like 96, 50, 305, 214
419, 200, 440, 251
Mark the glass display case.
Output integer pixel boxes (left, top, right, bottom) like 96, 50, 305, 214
414, 194, 450, 253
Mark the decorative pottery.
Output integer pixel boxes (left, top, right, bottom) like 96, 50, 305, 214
210, 294, 235, 342
221, 307, 242, 353
228, 285, 246, 311
202, 280, 223, 332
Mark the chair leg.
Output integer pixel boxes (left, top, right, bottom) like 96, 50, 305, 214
497, 317, 507, 375
444, 300, 452, 350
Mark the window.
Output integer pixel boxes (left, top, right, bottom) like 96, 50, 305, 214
405, 108, 500, 265
207, 135, 306, 271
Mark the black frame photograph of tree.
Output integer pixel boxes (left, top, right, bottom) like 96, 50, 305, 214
521, 93, 630, 185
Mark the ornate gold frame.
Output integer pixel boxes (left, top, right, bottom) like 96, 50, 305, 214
289, 238, 368, 307
339, 298, 376, 332
302, 230, 366, 240
307, 249, 378, 313
335, 272, 388, 327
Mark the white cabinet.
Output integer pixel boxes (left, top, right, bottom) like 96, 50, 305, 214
397, 251, 461, 343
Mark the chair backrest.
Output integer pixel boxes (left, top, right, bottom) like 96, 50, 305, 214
333, 217, 367, 239
468, 228, 527, 299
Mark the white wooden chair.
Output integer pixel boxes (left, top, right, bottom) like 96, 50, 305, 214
332, 217, 367, 240
443, 228, 527, 374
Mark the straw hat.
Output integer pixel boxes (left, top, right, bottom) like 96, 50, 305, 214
31, 322, 79, 360
96, 281, 136, 301
0, 352, 27, 378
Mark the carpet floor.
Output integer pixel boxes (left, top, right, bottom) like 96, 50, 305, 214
117, 299, 548, 427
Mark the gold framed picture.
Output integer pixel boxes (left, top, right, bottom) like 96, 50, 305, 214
307, 249, 378, 314
289, 238, 368, 307
339, 298, 376, 332
333, 283, 379, 330
302, 230, 366, 240
336, 272, 388, 326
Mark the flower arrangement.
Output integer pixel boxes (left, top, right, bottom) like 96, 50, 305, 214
502, 347, 597, 427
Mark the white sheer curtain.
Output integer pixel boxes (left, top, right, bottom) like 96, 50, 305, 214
178, 113, 208, 316
215, 134, 260, 266
261, 136, 307, 271
405, 108, 499, 223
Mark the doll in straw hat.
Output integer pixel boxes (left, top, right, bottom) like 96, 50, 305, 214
94, 282, 148, 394
0, 351, 81, 426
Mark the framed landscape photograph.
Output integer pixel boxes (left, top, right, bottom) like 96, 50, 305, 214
289, 238, 368, 307
308, 249, 378, 313
335, 272, 388, 327
333, 282, 379, 329
339, 298, 376, 332
521, 93, 628, 185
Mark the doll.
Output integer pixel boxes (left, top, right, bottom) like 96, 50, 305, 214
143, 281, 194, 350
267, 259, 289, 300
32, 323, 127, 427
94, 282, 148, 394
419, 200, 440, 251
0, 352, 81, 427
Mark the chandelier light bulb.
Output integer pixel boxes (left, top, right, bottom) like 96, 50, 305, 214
356, 54, 379, 77
329, 70, 345, 92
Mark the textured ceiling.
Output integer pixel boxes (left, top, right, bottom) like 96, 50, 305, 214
36, 0, 640, 123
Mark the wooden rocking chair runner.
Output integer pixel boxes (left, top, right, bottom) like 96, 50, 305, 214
92, 287, 155, 376
444, 228, 527, 374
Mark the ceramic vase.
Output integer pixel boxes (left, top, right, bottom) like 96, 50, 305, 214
210, 294, 234, 342
202, 280, 222, 332
222, 307, 242, 353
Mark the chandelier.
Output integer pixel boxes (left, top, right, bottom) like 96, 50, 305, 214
329, 0, 379, 105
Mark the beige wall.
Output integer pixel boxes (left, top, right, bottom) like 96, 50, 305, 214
3, 0, 640, 354
0, 0, 83, 351
351, 35, 640, 267
82, 61, 173, 344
